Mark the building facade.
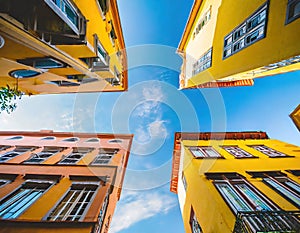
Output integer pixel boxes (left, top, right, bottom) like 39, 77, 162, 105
178, 0, 300, 89
171, 132, 300, 232
290, 104, 300, 131
0, 0, 127, 94
0, 130, 133, 233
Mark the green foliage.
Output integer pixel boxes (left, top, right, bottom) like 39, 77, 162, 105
0, 85, 23, 114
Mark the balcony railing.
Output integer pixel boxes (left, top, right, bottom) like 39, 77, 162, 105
233, 210, 300, 233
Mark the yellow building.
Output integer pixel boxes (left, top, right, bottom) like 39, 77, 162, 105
178, 0, 300, 89
0, 130, 133, 233
170, 132, 300, 232
0, 0, 127, 94
290, 104, 300, 131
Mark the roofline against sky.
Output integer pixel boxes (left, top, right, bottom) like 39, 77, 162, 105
177, 0, 203, 52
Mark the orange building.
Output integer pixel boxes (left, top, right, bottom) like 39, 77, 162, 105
0, 130, 133, 233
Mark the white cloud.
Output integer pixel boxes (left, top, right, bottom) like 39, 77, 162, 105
109, 190, 177, 233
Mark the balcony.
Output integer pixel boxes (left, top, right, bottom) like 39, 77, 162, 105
233, 211, 300, 233
0, 0, 86, 45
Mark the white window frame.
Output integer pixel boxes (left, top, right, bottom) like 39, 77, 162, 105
214, 177, 276, 214
189, 146, 222, 158
91, 149, 117, 165
192, 48, 212, 76
0, 146, 36, 163
24, 147, 64, 164
0, 180, 54, 219
222, 146, 254, 158
223, 2, 268, 59
58, 148, 92, 165
46, 182, 100, 221
248, 145, 289, 158
262, 175, 300, 208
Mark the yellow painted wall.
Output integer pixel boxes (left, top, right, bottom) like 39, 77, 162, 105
180, 138, 300, 232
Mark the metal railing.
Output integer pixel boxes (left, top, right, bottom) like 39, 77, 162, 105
233, 210, 300, 233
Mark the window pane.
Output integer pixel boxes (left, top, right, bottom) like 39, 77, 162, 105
0, 183, 50, 219
235, 183, 272, 210
215, 183, 251, 212
47, 185, 97, 221
264, 178, 300, 207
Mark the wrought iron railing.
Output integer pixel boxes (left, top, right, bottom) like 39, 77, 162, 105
233, 210, 300, 233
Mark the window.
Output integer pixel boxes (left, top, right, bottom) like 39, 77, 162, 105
58, 147, 92, 164
46, 0, 79, 29
182, 173, 187, 191
190, 206, 202, 233
0, 179, 10, 188
223, 2, 268, 59
248, 145, 289, 157
261, 173, 300, 208
6, 136, 23, 140
24, 147, 64, 164
46, 182, 98, 221
85, 138, 100, 143
17, 57, 66, 69
48, 81, 80, 87
0, 146, 36, 163
286, 0, 300, 24
98, 194, 109, 229
212, 174, 275, 214
192, 48, 212, 76
91, 149, 118, 165
62, 137, 79, 142
88, 35, 110, 72
9, 70, 41, 78
97, 0, 109, 16
0, 181, 53, 219
108, 139, 122, 144
222, 146, 254, 158
41, 136, 56, 141
0, 145, 11, 151
189, 146, 221, 158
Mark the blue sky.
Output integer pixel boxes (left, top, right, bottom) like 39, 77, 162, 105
0, 0, 300, 232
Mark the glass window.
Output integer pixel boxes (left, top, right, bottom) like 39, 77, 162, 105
40, 136, 56, 141
48, 81, 80, 87
182, 173, 187, 191
249, 145, 289, 157
189, 207, 202, 233
0, 146, 36, 163
286, 0, 300, 24
97, 0, 109, 15
58, 147, 92, 164
223, 2, 268, 59
50, 0, 78, 27
46, 183, 98, 221
17, 57, 66, 69
192, 48, 212, 76
189, 146, 221, 158
0, 179, 10, 188
85, 138, 100, 143
0, 181, 52, 219
213, 175, 275, 214
222, 146, 254, 158
62, 137, 79, 142
108, 139, 122, 144
91, 149, 117, 165
263, 175, 300, 208
9, 70, 41, 79
24, 147, 63, 164
6, 136, 23, 140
